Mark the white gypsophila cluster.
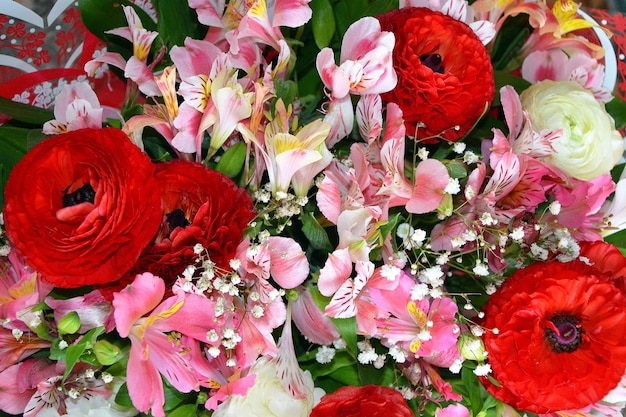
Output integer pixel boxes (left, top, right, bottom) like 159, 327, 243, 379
449, 358, 464, 374
410, 283, 430, 301
315, 346, 336, 364
453, 142, 466, 154
388, 344, 408, 364
473, 363, 492, 376
418, 266, 445, 288
357, 340, 379, 365
445, 178, 461, 195
463, 150, 480, 164
332, 338, 347, 349
417, 147, 429, 160
472, 260, 490, 277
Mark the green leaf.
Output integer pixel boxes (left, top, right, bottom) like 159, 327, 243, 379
168, 404, 198, 417
461, 364, 483, 416
215, 141, 247, 178
152, 0, 204, 48
62, 327, 105, 383
163, 379, 193, 411
0, 97, 54, 125
330, 316, 358, 355
493, 71, 531, 107
490, 14, 531, 71
301, 212, 334, 252
310, 0, 336, 49
275, 79, 299, 108
605, 229, 626, 254
115, 383, 134, 408
143, 134, 173, 162
606, 96, 626, 129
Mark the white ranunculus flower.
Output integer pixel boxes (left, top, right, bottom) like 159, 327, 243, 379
213, 357, 323, 417
520, 80, 624, 180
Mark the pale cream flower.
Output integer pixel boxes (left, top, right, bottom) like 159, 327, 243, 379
521, 80, 624, 180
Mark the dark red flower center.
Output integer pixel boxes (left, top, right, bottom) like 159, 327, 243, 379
62, 183, 95, 207
544, 314, 582, 353
166, 209, 190, 231
419, 53, 444, 74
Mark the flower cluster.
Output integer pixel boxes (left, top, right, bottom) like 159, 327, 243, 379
1, 0, 626, 416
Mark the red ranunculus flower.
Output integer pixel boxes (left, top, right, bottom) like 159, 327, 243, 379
126, 160, 256, 286
377, 7, 495, 142
3, 128, 163, 288
480, 258, 626, 413
310, 385, 414, 417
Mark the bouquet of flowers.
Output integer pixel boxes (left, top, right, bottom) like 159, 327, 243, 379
1, 0, 626, 416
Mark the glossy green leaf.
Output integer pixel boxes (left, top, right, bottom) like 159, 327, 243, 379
275, 79, 299, 108
605, 229, 626, 254
493, 71, 531, 107
115, 383, 134, 408
461, 363, 483, 416
62, 327, 105, 383
0, 126, 46, 208
311, 0, 336, 49
163, 379, 193, 411
606, 96, 626, 129
490, 14, 531, 71
0, 97, 53, 125
215, 141, 247, 178
152, 0, 205, 48
301, 212, 334, 252
168, 404, 198, 417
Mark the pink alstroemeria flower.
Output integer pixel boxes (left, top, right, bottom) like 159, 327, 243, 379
317, 17, 396, 100
316, 17, 396, 145
0, 251, 53, 332
369, 272, 460, 364
113, 272, 223, 417
85, 6, 163, 96
42, 82, 104, 134
522, 49, 612, 102
0, 359, 109, 417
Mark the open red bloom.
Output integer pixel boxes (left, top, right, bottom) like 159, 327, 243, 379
127, 160, 256, 286
377, 7, 495, 142
3, 128, 162, 288
480, 258, 626, 413
310, 385, 414, 417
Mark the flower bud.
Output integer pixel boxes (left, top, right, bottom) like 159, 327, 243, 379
458, 333, 488, 361
93, 340, 121, 365
57, 311, 81, 335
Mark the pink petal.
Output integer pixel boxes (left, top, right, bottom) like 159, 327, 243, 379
113, 273, 165, 338
499, 85, 524, 139
170, 38, 222, 80
188, 0, 226, 27
267, 237, 309, 288
406, 159, 449, 214
0, 364, 31, 414
272, 0, 312, 28
126, 340, 166, 417
142, 329, 199, 393
316, 48, 349, 99
152, 293, 220, 340
291, 287, 340, 345
318, 248, 352, 296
